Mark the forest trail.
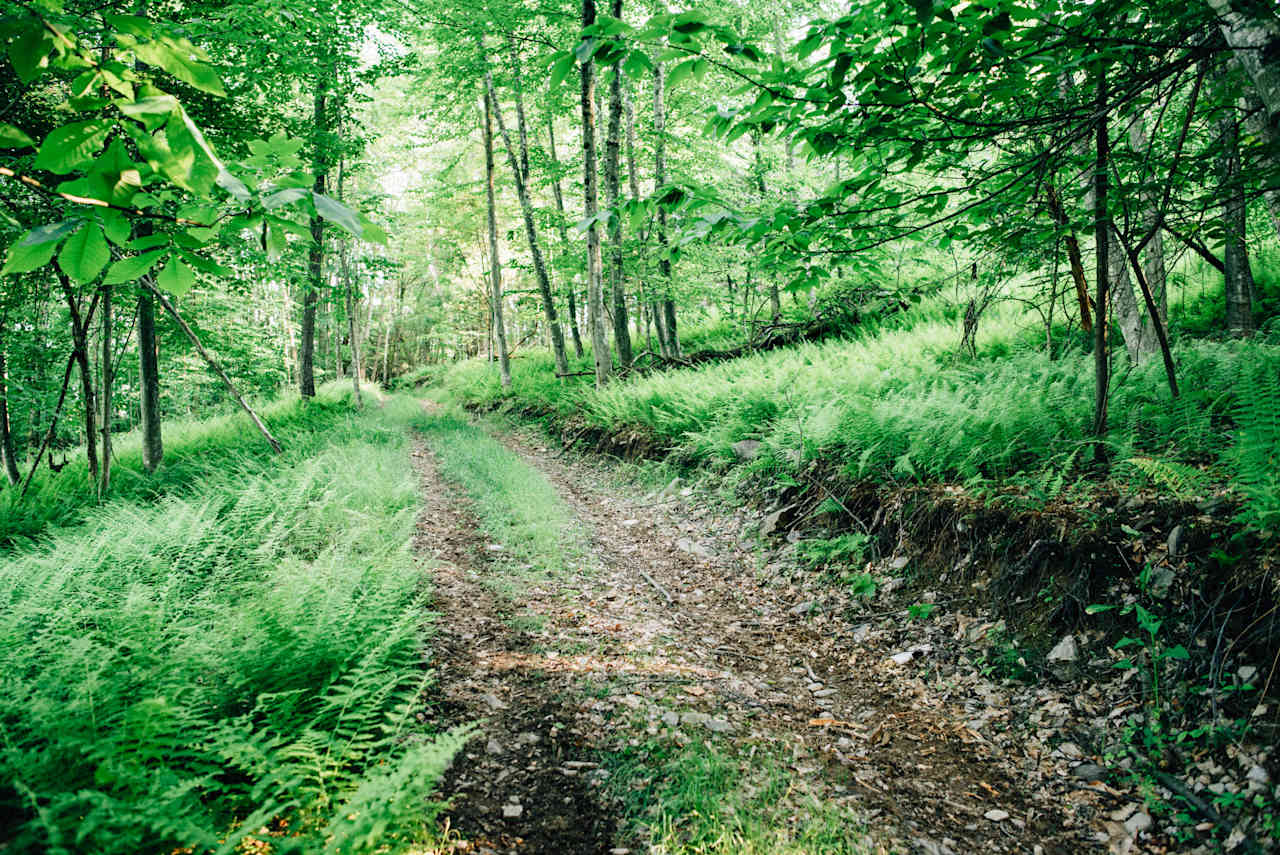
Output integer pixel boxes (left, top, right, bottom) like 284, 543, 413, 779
412, 410, 1105, 855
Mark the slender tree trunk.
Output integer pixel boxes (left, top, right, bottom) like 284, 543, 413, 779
56, 271, 99, 491
144, 282, 283, 454
653, 62, 679, 358
1220, 107, 1256, 336
548, 116, 585, 358
0, 317, 19, 486
485, 69, 570, 378
1238, 90, 1280, 238
301, 79, 328, 398
138, 279, 163, 472
752, 132, 782, 320
604, 0, 633, 369
1044, 184, 1093, 331
482, 88, 513, 388
580, 0, 612, 386
99, 281, 112, 494
1092, 66, 1111, 447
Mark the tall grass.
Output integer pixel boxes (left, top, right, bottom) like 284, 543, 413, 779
0, 393, 466, 854
0, 385, 363, 549
438, 276, 1280, 530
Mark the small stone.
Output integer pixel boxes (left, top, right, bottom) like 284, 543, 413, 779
1167, 524, 1186, 558
681, 712, 711, 727
502, 803, 524, 819
732, 439, 763, 461
486, 738, 503, 755
761, 509, 784, 536
1238, 665, 1258, 683
621, 518, 640, 527
984, 809, 1009, 821
1124, 811, 1152, 835
890, 555, 910, 570
661, 711, 679, 727
1071, 763, 1107, 781
1046, 635, 1078, 663
789, 600, 817, 616
890, 651, 915, 665
705, 718, 733, 733
482, 693, 507, 710
1246, 764, 1270, 785
485, 543, 505, 552
813, 688, 838, 698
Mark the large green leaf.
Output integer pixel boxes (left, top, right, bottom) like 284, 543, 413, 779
313, 192, 362, 237
33, 121, 113, 174
57, 222, 110, 284
0, 221, 82, 274
155, 255, 195, 296
130, 37, 226, 96
0, 123, 34, 148
7, 26, 51, 83
103, 249, 167, 284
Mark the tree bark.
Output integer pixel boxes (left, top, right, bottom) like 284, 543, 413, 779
1220, 107, 1256, 336
653, 62, 679, 357
301, 79, 328, 398
1044, 184, 1093, 331
0, 316, 19, 485
144, 281, 283, 454
99, 281, 112, 494
482, 87, 513, 388
604, 0, 633, 369
752, 131, 782, 320
56, 270, 98, 491
138, 279, 163, 472
485, 69, 570, 378
1208, 0, 1280, 124
580, 0, 613, 386
548, 115, 585, 358
1093, 65, 1111, 446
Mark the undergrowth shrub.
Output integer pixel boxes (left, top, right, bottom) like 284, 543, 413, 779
0, 394, 466, 854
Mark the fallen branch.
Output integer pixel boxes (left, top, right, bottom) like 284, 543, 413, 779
143, 280, 282, 454
639, 568, 674, 605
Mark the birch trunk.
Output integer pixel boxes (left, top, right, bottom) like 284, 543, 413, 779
580, 0, 613, 386
482, 88, 513, 387
604, 0, 633, 368
548, 116, 585, 358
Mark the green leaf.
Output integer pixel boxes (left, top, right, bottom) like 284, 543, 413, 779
33, 120, 113, 174
101, 212, 132, 247
313, 192, 362, 236
57, 222, 110, 284
118, 94, 180, 118
155, 255, 195, 296
1084, 604, 1116, 615
263, 187, 308, 209
548, 53, 576, 88
0, 123, 34, 148
103, 249, 167, 284
3, 234, 61, 274
20, 219, 85, 248
8, 26, 51, 83
1161, 645, 1190, 661
130, 38, 226, 96
359, 217, 388, 246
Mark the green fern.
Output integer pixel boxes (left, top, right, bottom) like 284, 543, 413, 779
1126, 456, 1211, 501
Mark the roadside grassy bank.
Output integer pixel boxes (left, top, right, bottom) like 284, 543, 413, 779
0, 391, 465, 855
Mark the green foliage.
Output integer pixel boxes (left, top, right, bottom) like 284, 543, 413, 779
0, 392, 464, 853
798, 533, 869, 569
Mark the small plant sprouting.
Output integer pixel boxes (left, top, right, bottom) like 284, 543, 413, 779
908, 602, 938, 621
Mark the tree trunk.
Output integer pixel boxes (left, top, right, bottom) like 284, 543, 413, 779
604, 0, 633, 369
56, 271, 99, 491
1220, 108, 1256, 336
1093, 65, 1111, 446
653, 62, 680, 357
752, 132, 782, 320
99, 281, 112, 494
137, 280, 163, 472
580, 0, 613, 386
1209, 0, 1280, 124
548, 115, 585, 358
301, 80, 328, 398
0, 318, 19, 486
482, 88, 513, 388
485, 69, 570, 378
